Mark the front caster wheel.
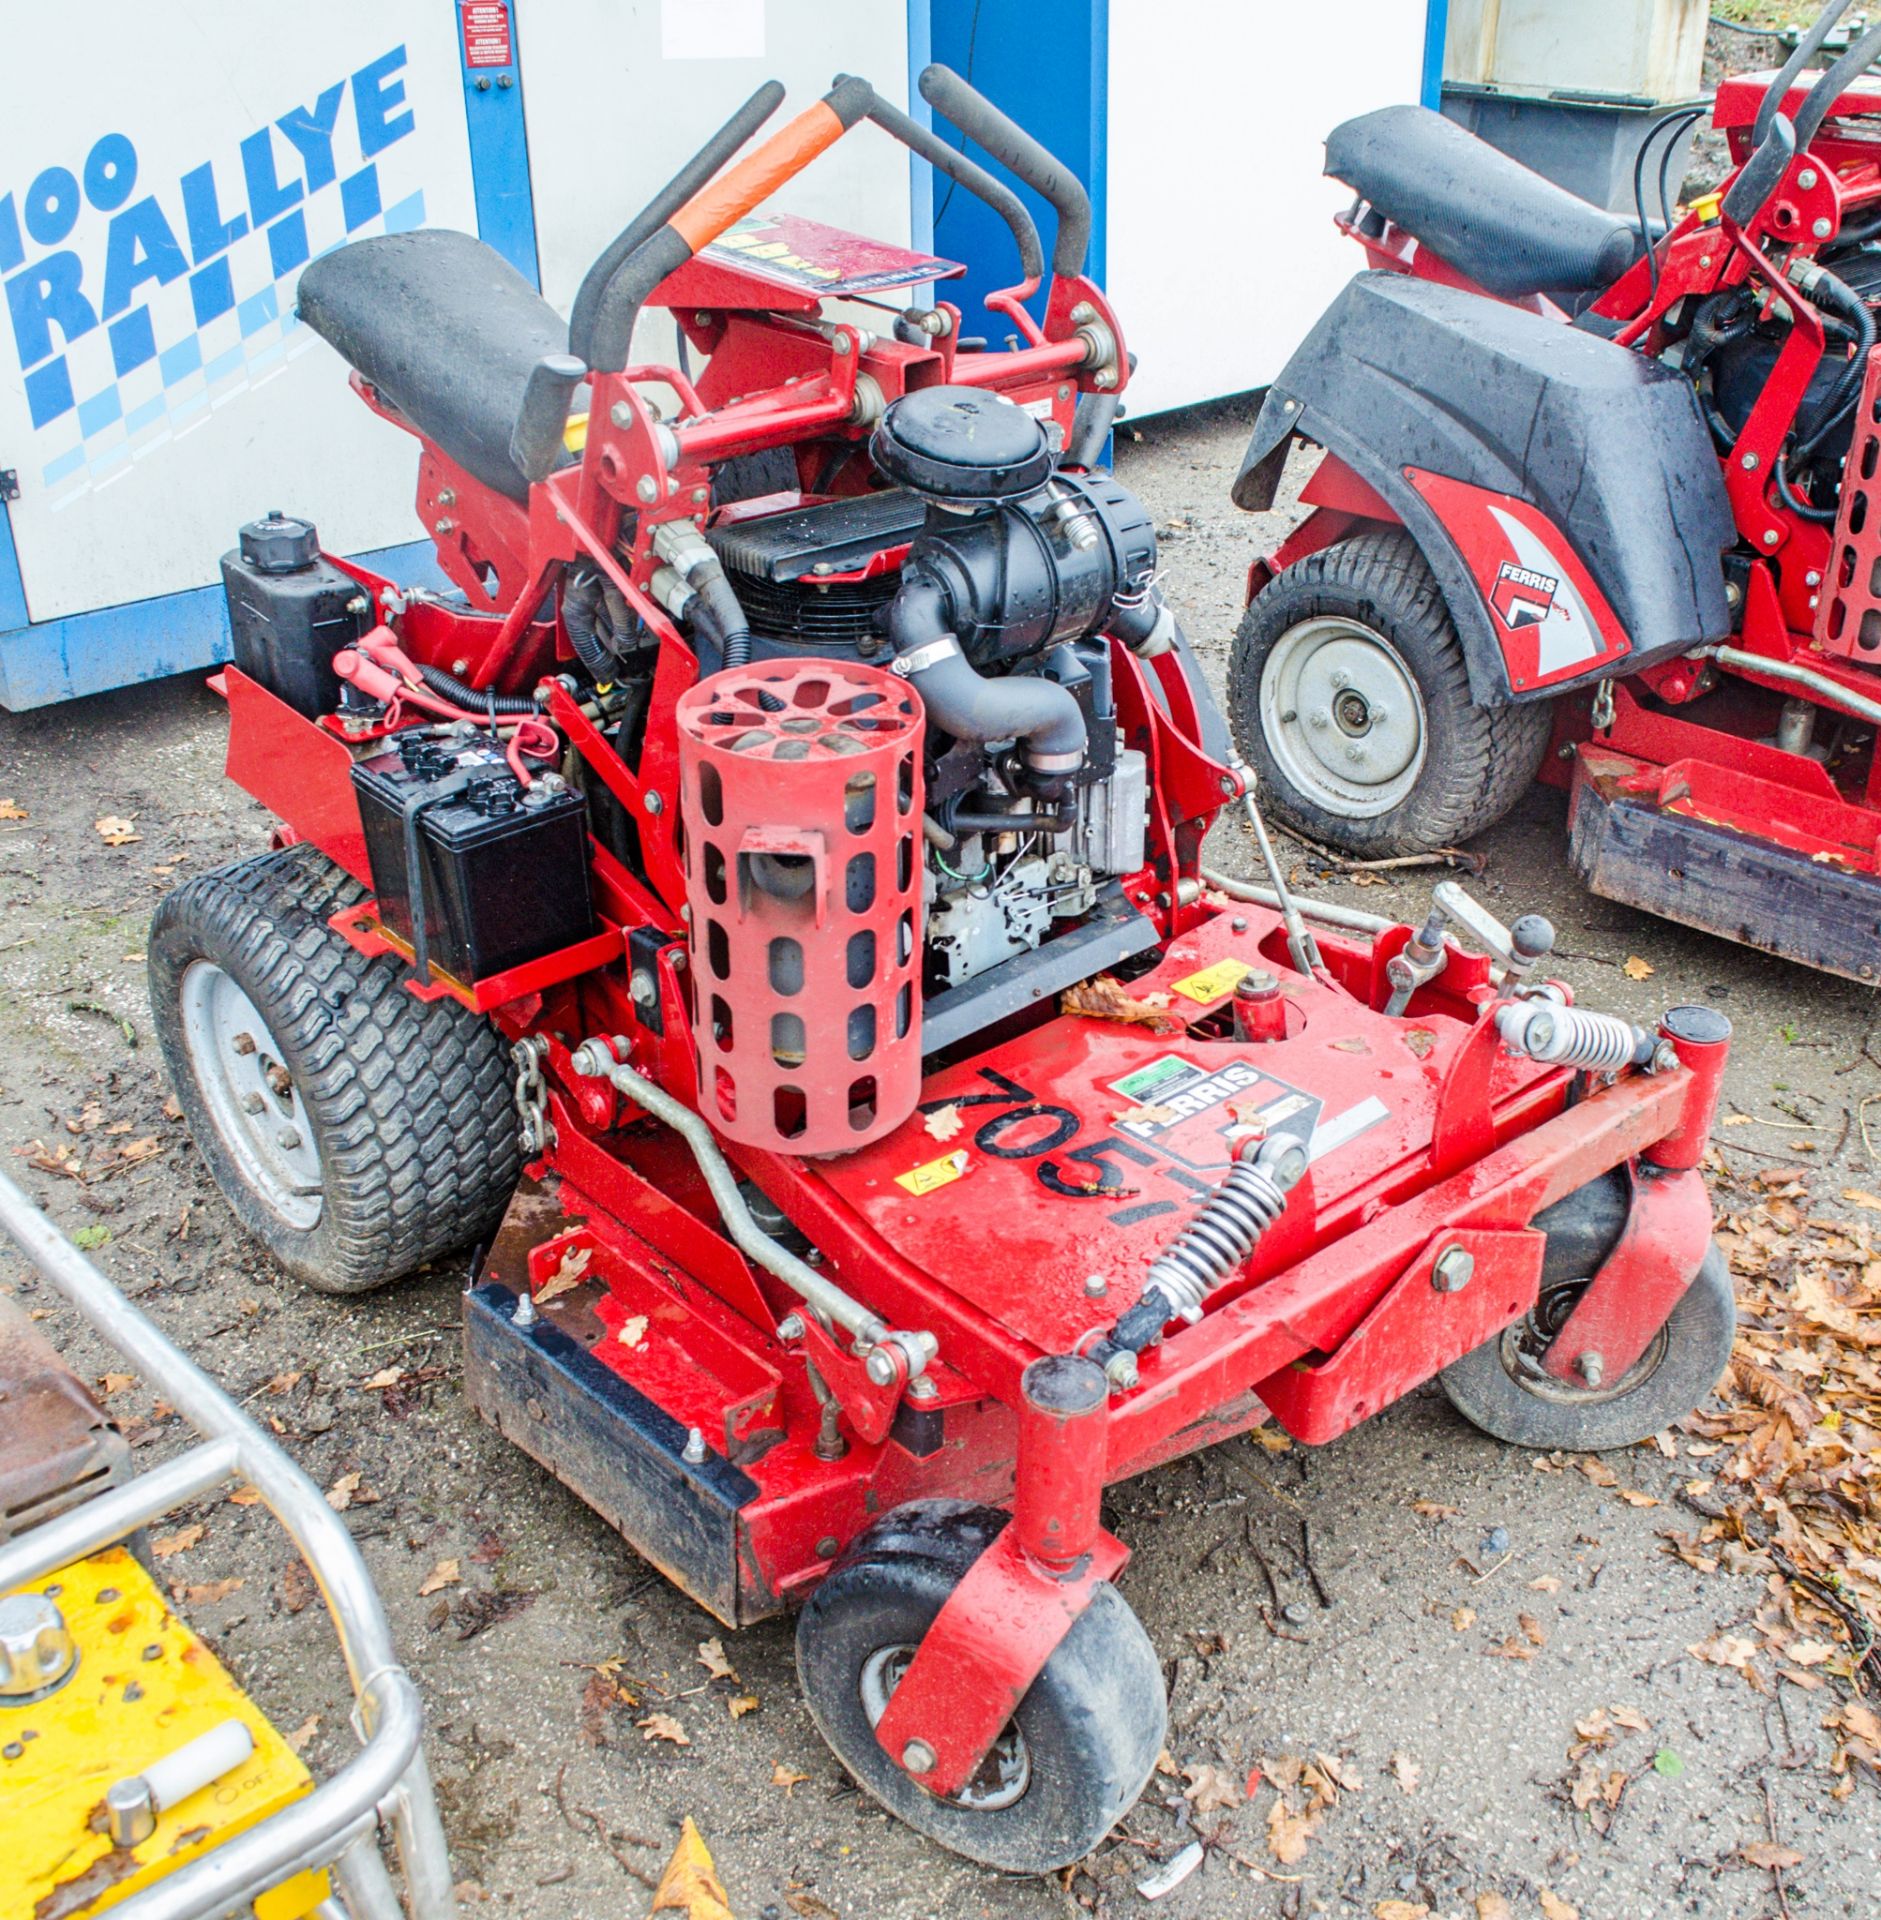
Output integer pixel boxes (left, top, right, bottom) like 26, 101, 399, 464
796, 1500, 1166, 1873
149, 842, 521, 1293
1440, 1244, 1736, 1451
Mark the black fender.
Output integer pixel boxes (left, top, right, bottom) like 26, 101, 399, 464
1235, 272, 1736, 707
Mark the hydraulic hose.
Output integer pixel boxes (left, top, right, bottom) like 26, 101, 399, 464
1793, 264, 1876, 459
886, 575, 1086, 772
561, 570, 614, 681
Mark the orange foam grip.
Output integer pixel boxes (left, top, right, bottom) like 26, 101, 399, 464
669, 99, 846, 252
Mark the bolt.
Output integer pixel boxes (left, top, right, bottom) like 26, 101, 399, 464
512, 1289, 538, 1328
434, 517, 453, 535
635, 475, 659, 504
1231, 916, 1249, 933
1084, 1273, 1109, 1298
1431, 1246, 1475, 1293
231, 1032, 257, 1056
1577, 1350, 1606, 1388
437, 487, 456, 507
814, 1534, 841, 1559
1805, 569, 1822, 586
1650, 1039, 1679, 1074
141, 1642, 162, 1661
265, 1063, 292, 1096
1329, 668, 1350, 688
1104, 1349, 1139, 1391
643, 790, 663, 814
610, 401, 633, 429
776, 1313, 805, 1342
1345, 745, 1366, 763
1093, 367, 1116, 388
902, 1739, 937, 1774
1813, 217, 1833, 239
1741, 451, 1760, 471
1308, 711, 1330, 730
833, 333, 852, 356
865, 1348, 899, 1387
241, 1092, 265, 1115
629, 971, 658, 1009
276, 1127, 301, 1151
1762, 528, 1780, 547
1219, 773, 1238, 796
1070, 302, 1096, 324
907, 1373, 938, 1400
682, 1427, 707, 1464
1799, 167, 1819, 189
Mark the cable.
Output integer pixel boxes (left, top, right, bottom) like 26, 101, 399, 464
1634, 107, 1709, 307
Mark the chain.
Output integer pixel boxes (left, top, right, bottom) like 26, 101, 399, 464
1590, 677, 1616, 733
512, 1035, 555, 1156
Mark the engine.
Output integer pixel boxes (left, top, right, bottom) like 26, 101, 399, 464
698, 387, 1174, 1003
661, 385, 1183, 1153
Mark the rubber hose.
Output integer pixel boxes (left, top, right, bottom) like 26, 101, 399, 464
887, 575, 1086, 765
414, 662, 539, 715
561, 570, 614, 681
688, 553, 753, 671
1796, 266, 1875, 458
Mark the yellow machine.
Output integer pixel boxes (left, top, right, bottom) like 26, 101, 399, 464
2, 1546, 327, 1920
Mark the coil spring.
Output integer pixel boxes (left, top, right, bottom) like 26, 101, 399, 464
1500, 1000, 1642, 1072
1142, 1152, 1292, 1320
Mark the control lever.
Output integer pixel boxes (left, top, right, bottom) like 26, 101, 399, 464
1381, 882, 1556, 1017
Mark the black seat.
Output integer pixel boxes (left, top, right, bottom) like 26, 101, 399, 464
1324, 105, 1644, 300
298, 230, 569, 502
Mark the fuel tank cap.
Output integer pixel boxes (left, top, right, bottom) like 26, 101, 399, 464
869, 386, 1053, 502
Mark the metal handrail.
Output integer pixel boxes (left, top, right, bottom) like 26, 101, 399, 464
0, 1165, 456, 1920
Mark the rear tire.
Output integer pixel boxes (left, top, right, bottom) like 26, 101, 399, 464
796, 1500, 1166, 1873
148, 843, 520, 1294
1228, 530, 1552, 855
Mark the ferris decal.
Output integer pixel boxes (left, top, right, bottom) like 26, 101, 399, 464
1406, 468, 1633, 691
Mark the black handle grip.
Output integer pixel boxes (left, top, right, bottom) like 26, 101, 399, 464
918, 63, 1092, 279
510, 352, 587, 485
1722, 113, 1797, 229
837, 74, 1044, 284
1793, 18, 1881, 148
568, 80, 785, 368
1754, 0, 1852, 144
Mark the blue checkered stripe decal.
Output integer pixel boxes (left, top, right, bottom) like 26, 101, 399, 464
34, 177, 426, 509
5, 46, 428, 512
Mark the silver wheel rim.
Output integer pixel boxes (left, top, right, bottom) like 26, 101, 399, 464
859, 1643, 1031, 1810
1259, 615, 1429, 818
177, 961, 324, 1232
1499, 1279, 1669, 1405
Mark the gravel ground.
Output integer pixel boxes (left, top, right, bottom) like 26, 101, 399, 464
4, 395, 1880, 1920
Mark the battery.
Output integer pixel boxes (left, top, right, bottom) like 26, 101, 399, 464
352, 730, 596, 984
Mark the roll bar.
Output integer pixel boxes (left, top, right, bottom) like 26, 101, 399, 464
567, 80, 786, 368
580, 63, 1098, 379
1792, 17, 1881, 149
1754, 0, 1853, 144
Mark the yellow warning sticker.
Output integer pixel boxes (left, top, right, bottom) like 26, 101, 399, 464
1170, 958, 1252, 1005
895, 1149, 971, 1196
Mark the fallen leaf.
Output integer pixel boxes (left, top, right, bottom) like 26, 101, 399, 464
265, 1371, 302, 1395
1518, 1612, 1547, 1647
418, 1558, 461, 1597
0, 798, 26, 819
1621, 955, 1654, 981
1839, 1187, 1881, 1212
1411, 1500, 1459, 1519
286, 1714, 319, 1754
1389, 1750, 1421, 1794
1689, 1633, 1758, 1669
772, 1763, 809, 1796
1181, 1760, 1242, 1812
728, 1694, 759, 1719
651, 1816, 734, 1919
279, 1558, 316, 1614
1741, 1842, 1803, 1871
227, 1485, 262, 1507
1786, 1640, 1835, 1667
1374, 1905, 1429, 1920
617, 1313, 649, 1349
1475, 1898, 1514, 1920
1115, 1103, 1179, 1128
696, 1636, 737, 1681
1061, 974, 1179, 1031
1610, 1705, 1652, 1732
1577, 1457, 1619, 1488
1529, 1576, 1563, 1592
1451, 1606, 1477, 1631
1616, 1488, 1662, 1508
922, 1103, 963, 1141
361, 1365, 404, 1391
1539, 1893, 1579, 1920
785, 1897, 839, 1920
94, 815, 141, 846
325, 1470, 363, 1511
98, 1371, 134, 1397
1266, 1798, 1320, 1864
533, 1243, 592, 1305
150, 1523, 204, 1558
639, 1711, 689, 1745
178, 1578, 243, 1606
1484, 1635, 1537, 1660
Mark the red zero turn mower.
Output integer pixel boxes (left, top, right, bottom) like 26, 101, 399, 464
149, 67, 1737, 1871
1232, 0, 1881, 982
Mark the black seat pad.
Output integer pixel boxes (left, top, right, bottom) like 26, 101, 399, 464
298, 230, 568, 502
1324, 105, 1642, 299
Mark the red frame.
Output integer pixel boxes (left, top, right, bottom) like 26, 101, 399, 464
209, 96, 1729, 1806
1252, 63, 1881, 902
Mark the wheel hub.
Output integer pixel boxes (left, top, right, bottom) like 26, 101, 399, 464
1259, 616, 1429, 817
859, 1644, 1031, 1810
177, 961, 323, 1231
1499, 1280, 1668, 1405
